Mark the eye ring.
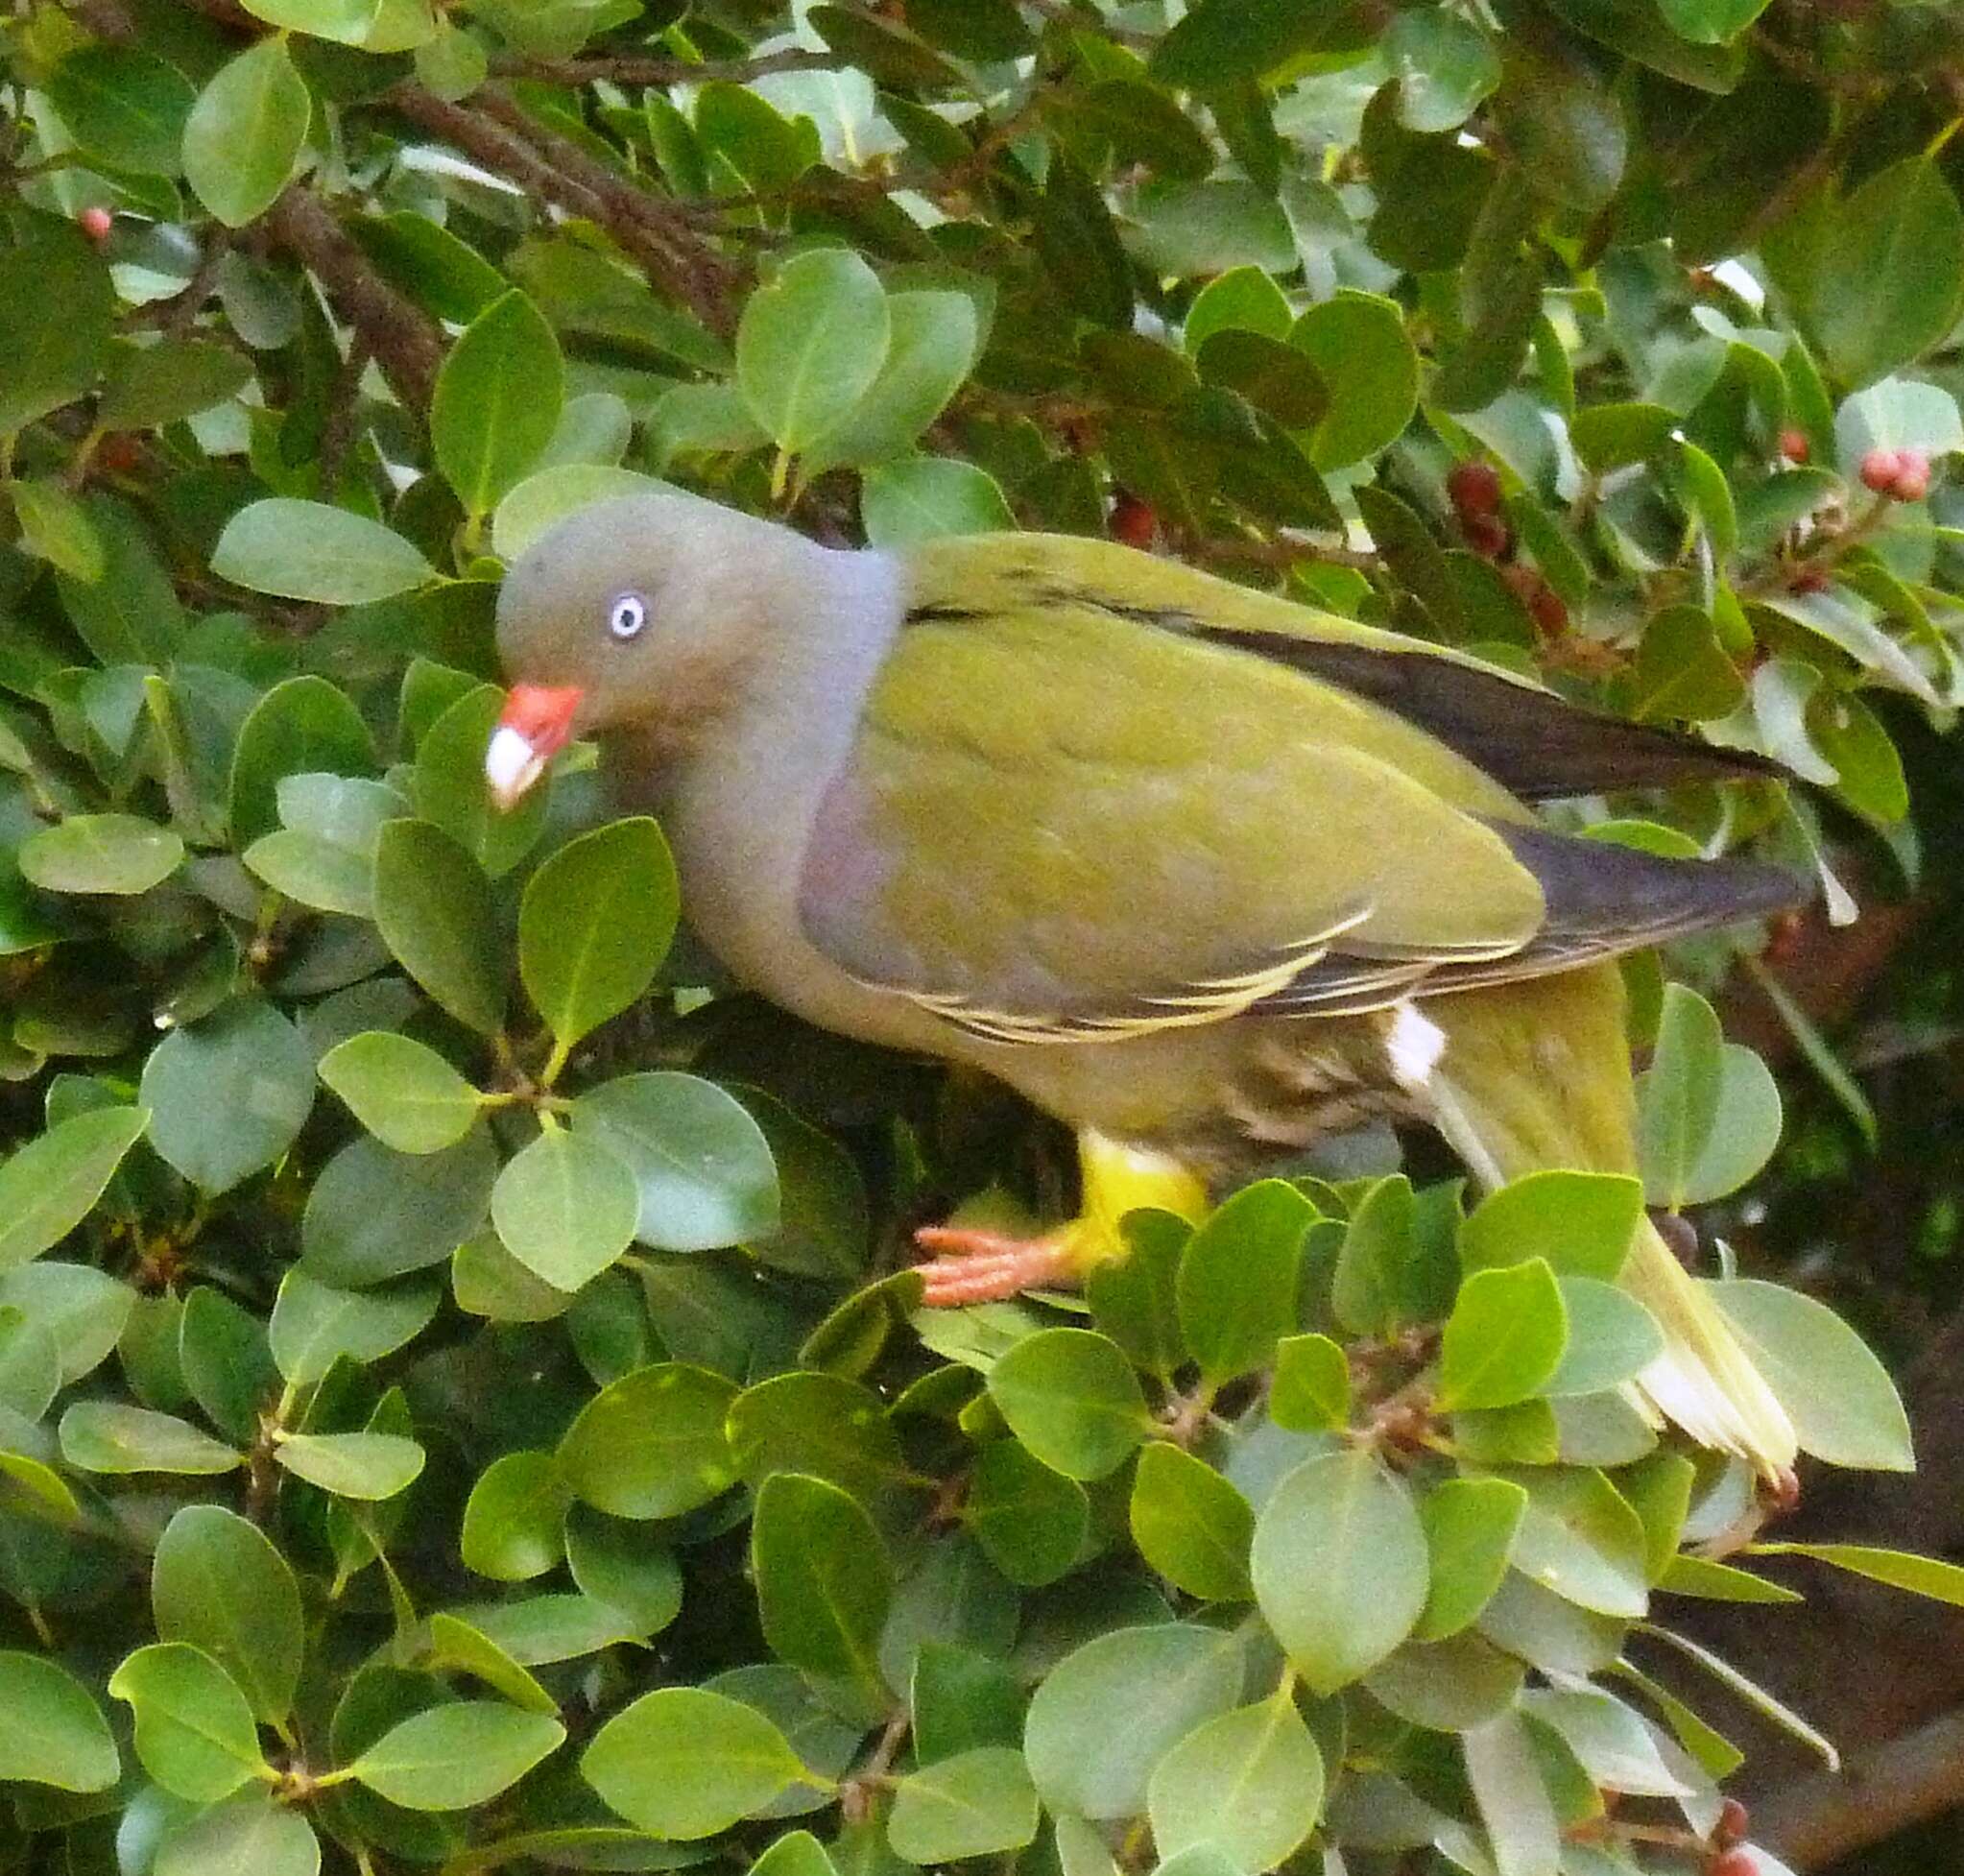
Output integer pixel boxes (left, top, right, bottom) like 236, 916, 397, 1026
608, 591, 648, 641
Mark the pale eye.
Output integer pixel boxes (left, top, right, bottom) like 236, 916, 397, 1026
608, 591, 648, 641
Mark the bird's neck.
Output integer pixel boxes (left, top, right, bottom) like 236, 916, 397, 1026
641, 541, 909, 1010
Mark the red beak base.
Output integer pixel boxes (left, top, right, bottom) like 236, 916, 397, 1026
486, 683, 584, 810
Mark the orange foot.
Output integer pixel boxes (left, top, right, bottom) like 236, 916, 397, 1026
913, 1227, 1077, 1308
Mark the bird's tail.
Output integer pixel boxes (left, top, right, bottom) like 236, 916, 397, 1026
1425, 967, 1797, 1479
1616, 1212, 1795, 1473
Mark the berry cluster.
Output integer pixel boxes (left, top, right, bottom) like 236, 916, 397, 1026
1858, 447, 1931, 502
1447, 459, 1569, 637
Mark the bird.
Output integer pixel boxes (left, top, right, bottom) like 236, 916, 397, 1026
486, 488, 1807, 1476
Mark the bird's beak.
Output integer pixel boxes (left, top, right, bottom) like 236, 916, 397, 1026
486, 684, 584, 811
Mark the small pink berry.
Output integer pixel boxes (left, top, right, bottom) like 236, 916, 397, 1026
1892, 449, 1930, 502
1859, 447, 1903, 494
78, 206, 112, 247
1777, 427, 1809, 464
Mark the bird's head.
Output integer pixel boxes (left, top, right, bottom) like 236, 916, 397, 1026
488, 492, 810, 808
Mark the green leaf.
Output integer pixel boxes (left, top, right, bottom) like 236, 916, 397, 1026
491, 1128, 640, 1291
1383, 8, 1500, 132
1458, 1171, 1643, 1281
46, 44, 197, 176
461, 1451, 569, 1581
1437, 1259, 1569, 1411
1751, 1542, 1964, 1605
108, 1642, 270, 1803
1250, 1450, 1427, 1695
19, 812, 181, 895
861, 456, 1015, 544
228, 676, 376, 845
805, 290, 979, 473
353, 1702, 565, 1809
239, 0, 380, 41
0, 1105, 148, 1270
1130, 1441, 1254, 1602
103, 339, 253, 431
576, 1071, 778, 1253
889, 1747, 1040, 1862
1036, 156, 1135, 326
60, 1402, 241, 1474
1290, 292, 1419, 470
753, 1472, 893, 1698
1417, 1477, 1527, 1640
1185, 267, 1294, 351
1656, 0, 1771, 39
1269, 1334, 1351, 1432
181, 38, 312, 228
966, 1437, 1089, 1586
300, 1126, 497, 1285
434, 291, 565, 517
1543, 1279, 1665, 1398
1330, 1173, 1414, 1336
153, 1505, 304, 1727
565, 1508, 683, 1631
1803, 159, 1964, 389
245, 775, 407, 916
520, 819, 679, 1057
1148, 1696, 1326, 1870
141, 1000, 315, 1194
737, 250, 891, 456
1507, 1468, 1650, 1618
1150, 0, 1350, 86
986, 1328, 1149, 1480
12, 477, 105, 582
212, 500, 434, 605
414, 684, 551, 878
729, 1370, 908, 1505
1635, 983, 1724, 1211
582, 1686, 806, 1838
0, 228, 115, 438
373, 820, 505, 1036
1712, 1279, 1912, 1470
1463, 1711, 1561, 1876
1175, 1180, 1309, 1387
319, 1032, 483, 1155
1089, 1210, 1188, 1380
558, 1362, 738, 1518
1659, 1554, 1801, 1603
1023, 1623, 1244, 1819
268, 1265, 441, 1383
274, 1430, 425, 1499
0, 1652, 119, 1791
152, 1793, 321, 1876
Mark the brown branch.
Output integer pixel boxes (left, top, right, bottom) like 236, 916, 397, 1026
491, 46, 843, 86
470, 83, 744, 332
392, 84, 742, 337
1754, 1705, 1964, 1868
263, 188, 444, 413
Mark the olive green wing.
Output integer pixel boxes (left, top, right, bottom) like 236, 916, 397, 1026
795, 592, 1549, 1043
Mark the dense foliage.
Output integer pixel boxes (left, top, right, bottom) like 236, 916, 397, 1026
4, 0, 1964, 1872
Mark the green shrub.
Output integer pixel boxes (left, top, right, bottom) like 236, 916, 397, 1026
2, 0, 1963, 1871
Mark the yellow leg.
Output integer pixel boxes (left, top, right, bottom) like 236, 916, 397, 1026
915, 1130, 1207, 1307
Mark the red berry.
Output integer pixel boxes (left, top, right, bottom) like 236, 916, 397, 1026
1715, 1799, 1750, 1849
1859, 447, 1903, 493
1461, 512, 1511, 560
1709, 1850, 1756, 1876
1447, 459, 1503, 518
1527, 580, 1569, 637
97, 433, 141, 475
1109, 491, 1157, 548
78, 206, 112, 246
1777, 427, 1809, 464
1786, 566, 1829, 594
1893, 449, 1930, 502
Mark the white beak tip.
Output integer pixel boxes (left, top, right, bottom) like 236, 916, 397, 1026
485, 725, 544, 812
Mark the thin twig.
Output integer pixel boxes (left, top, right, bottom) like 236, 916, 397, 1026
392, 84, 743, 336
492, 46, 843, 87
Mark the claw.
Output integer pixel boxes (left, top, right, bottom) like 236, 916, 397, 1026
913, 1226, 1077, 1307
